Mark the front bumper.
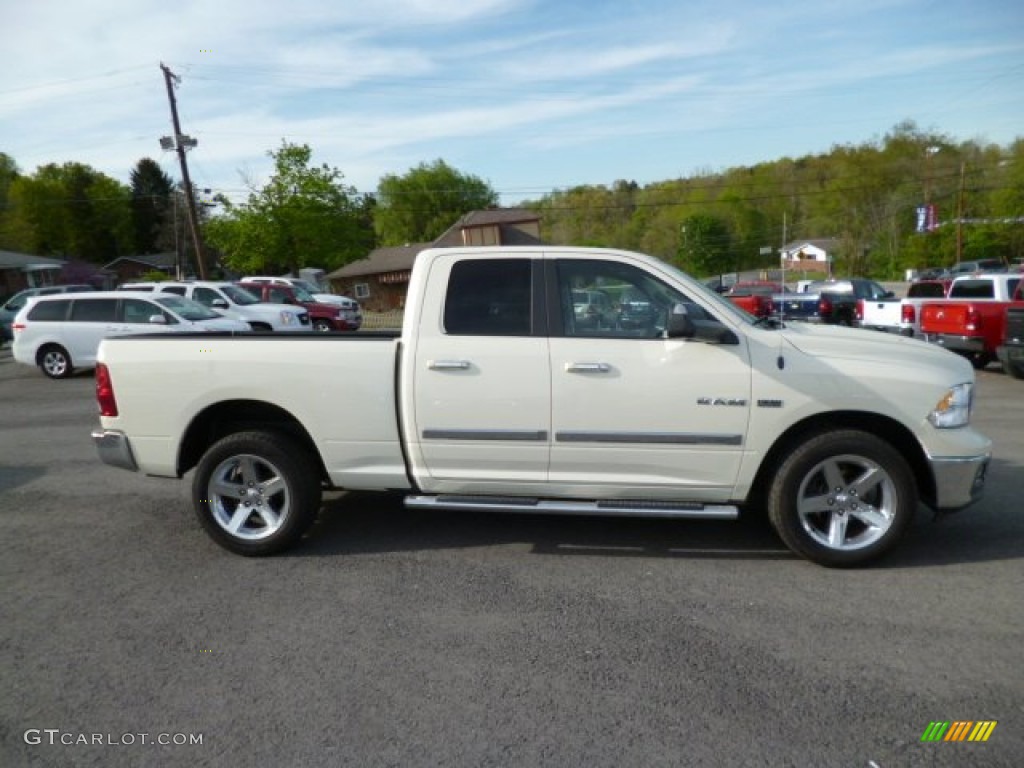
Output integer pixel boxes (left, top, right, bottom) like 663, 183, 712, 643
927, 452, 990, 511
92, 429, 138, 472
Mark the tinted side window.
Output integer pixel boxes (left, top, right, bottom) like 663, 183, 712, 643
268, 287, 291, 303
70, 298, 117, 322
27, 300, 72, 321
161, 285, 187, 296
192, 287, 221, 306
444, 259, 532, 336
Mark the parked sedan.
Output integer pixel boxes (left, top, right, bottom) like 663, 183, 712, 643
11, 291, 249, 378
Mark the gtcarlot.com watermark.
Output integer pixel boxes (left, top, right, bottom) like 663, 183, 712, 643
24, 729, 203, 747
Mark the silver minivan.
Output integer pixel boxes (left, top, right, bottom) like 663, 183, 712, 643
11, 291, 249, 378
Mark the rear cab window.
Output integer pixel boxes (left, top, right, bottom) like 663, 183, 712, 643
443, 259, 534, 336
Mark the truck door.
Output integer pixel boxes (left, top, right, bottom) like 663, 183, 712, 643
407, 254, 551, 491
546, 256, 752, 501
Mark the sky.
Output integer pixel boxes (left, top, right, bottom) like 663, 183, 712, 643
1, 0, 1022, 206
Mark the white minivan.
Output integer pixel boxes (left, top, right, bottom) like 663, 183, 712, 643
12, 291, 250, 378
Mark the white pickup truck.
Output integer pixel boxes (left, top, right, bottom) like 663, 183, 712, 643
92, 247, 992, 567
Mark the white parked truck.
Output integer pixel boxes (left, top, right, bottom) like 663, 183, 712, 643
92, 247, 991, 567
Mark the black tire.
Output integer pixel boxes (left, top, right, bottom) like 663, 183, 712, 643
192, 430, 322, 556
767, 430, 916, 567
38, 344, 74, 379
312, 319, 332, 332
970, 352, 992, 370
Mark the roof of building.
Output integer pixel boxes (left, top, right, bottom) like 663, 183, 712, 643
327, 207, 545, 280
102, 252, 179, 270
326, 243, 429, 280
432, 208, 542, 247
0, 250, 67, 270
781, 238, 841, 254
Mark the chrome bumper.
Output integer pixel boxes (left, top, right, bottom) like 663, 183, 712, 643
928, 453, 990, 512
91, 429, 138, 472
926, 334, 985, 355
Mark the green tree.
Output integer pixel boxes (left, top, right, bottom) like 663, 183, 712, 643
130, 158, 175, 255
374, 159, 498, 245
678, 214, 732, 276
206, 142, 374, 275
2, 162, 131, 261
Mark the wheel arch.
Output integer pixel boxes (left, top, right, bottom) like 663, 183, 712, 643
35, 341, 70, 365
747, 411, 935, 511
177, 399, 327, 482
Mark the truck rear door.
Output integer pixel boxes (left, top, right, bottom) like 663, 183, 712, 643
406, 254, 552, 487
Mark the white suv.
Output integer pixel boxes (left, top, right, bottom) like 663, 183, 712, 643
12, 291, 250, 378
120, 281, 312, 332
243, 276, 362, 325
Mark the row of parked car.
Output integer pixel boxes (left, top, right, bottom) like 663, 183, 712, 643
1, 277, 363, 379
720, 272, 1024, 379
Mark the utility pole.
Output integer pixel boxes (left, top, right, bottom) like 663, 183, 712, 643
956, 161, 966, 263
160, 63, 207, 279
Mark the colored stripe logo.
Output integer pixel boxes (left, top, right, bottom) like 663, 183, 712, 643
921, 721, 997, 742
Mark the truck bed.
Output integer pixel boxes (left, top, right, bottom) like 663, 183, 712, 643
97, 332, 410, 490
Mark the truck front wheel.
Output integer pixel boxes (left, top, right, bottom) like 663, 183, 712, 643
192, 431, 322, 556
767, 430, 916, 567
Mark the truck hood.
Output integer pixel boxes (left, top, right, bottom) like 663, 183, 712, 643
779, 321, 970, 373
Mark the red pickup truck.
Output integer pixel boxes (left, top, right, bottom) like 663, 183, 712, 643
920, 273, 1024, 369
724, 282, 780, 318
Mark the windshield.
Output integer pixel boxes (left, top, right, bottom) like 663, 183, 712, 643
291, 285, 316, 302
292, 279, 319, 293
155, 295, 221, 321
220, 285, 260, 305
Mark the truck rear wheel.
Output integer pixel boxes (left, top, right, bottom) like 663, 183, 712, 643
192, 430, 322, 556
767, 430, 916, 567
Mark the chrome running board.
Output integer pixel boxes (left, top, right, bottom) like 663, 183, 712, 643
404, 495, 739, 520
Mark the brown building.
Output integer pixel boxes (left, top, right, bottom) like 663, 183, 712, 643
102, 252, 180, 285
0, 250, 67, 298
327, 208, 543, 311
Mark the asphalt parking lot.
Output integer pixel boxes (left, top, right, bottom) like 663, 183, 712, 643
1, 344, 1022, 767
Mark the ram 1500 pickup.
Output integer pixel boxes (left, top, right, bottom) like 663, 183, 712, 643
92, 247, 992, 567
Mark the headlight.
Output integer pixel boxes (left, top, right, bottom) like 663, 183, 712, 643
927, 382, 973, 428
279, 312, 295, 326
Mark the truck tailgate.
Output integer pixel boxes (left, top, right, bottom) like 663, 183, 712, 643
920, 303, 973, 335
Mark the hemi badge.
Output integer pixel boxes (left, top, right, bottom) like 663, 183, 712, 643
697, 397, 748, 407
757, 399, 784, 408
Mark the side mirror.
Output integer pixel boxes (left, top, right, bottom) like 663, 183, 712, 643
211, 299, 229, 309
666, 303, 695, 338
148, 314, 168, 325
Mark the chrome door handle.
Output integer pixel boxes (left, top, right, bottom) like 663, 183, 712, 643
428, 360, 471, 371
565, 362, 611, 373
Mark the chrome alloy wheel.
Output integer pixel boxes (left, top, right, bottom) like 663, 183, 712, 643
42, 349, 70, 378
207, 453, 291, 541
795, 454, 896, 551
